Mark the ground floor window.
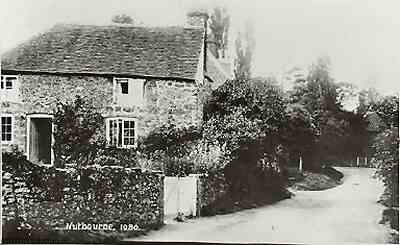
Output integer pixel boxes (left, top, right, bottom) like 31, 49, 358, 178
1, 115, 13, 143
106, 117, 137, 148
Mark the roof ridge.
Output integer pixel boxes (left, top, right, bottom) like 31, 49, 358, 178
51, 23, 203, 31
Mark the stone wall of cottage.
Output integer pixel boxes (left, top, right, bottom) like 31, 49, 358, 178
0, 73, 202, 153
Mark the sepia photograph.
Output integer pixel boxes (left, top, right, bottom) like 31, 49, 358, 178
1, 0, 399, 244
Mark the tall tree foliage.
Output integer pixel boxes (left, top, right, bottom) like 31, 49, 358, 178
357, 88, 380, 115
280, 103, 318, 166
209, 6, 230, 58
234, 21, 255, 80
291, 57, 342, 114
371, 96, 399, 208
289, 57, 353, 167
204, 78, 287, 200
370, 95, 399, 129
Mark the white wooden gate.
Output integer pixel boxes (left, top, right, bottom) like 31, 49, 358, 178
164, 176, 198, 220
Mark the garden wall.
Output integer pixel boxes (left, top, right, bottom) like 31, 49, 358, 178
2, 161, 164, 242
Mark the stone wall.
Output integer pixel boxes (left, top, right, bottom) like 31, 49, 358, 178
1, 73, 202, 154
2, 155, 164, 242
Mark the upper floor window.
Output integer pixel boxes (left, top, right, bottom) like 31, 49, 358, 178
1, 115, 13, 143
113, 78, 145, 106
106, 117, 137, 148
1, 75, 19, 101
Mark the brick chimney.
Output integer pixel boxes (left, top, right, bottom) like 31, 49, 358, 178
186, 9, 208, 28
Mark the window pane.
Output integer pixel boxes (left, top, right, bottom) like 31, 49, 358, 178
122, 119, 135, 146
118, 120, 123, 147
124, 120, 130, 128
120, 82, 128, 94
0, 116, 12, 142
124, 128, 129, 137
109, 118, 136, 147
5, 77, 16, 89
5, 81, 13, 89
109, 119, 119, 146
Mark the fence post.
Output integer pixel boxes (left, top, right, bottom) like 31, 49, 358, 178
357, 156, 360, 167
299, 156, 303, 172
189, 173, 202, 217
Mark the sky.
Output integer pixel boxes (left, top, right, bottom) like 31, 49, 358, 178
1, 0, 399, 95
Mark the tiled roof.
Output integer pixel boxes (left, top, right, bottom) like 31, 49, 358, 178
205, 50, 232, 89
1, 24, 205, 80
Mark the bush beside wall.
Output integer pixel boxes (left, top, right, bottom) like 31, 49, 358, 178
197, 170, 230, 216
2, 153, 164, 243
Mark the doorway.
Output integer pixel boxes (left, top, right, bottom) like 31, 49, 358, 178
27, 115, 53, 165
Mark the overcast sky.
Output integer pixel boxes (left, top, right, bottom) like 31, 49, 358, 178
1, 0, 399, 95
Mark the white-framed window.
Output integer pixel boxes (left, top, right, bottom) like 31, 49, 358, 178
106, 117, 137, 148
1, 114, 14, 143
113, 78, 145, 106
1, 75, 19, 101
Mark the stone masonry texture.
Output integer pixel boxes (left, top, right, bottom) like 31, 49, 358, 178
2, 158, 164, 242
1, 73, 204, 154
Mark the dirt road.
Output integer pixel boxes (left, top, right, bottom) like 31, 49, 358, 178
128, 167, 391, 244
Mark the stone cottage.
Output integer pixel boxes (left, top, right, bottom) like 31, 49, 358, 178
0, 13, 231, 165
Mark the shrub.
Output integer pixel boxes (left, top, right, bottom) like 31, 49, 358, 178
53, 96, 141, 168
92, 147, 138, 167
373, 127, 399, 208
203, 78, 290, 202
140, 120, 201, 176
190, 138, 230, 174
53, 96, 105, 168
2, 146, 38, 175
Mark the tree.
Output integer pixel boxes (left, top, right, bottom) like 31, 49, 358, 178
370, 95, 399, 129
357, 87, 380, 115
289, 57, 355, 167
373, 127, 399, 208
204, 77, 288, 200
281, 103, 318, 168
111, 14, 134, 24
208, 6, 230, 58
368, 95, 399, 232
234, 21, 255, 80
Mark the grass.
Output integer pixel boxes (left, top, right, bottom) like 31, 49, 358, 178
287, 166, 342, 191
